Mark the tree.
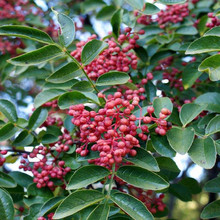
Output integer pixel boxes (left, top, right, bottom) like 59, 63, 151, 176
0, 0, 219, 219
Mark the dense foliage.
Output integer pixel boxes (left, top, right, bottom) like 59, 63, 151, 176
0, 0, 219, 219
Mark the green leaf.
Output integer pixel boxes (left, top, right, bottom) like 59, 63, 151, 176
179, 178, 201, 194
204, 177, 220, 193
0, 123, 19, 141
151, 134, 176, 158
110, 192, 154, 220
0, 188, 14, 220
186, 36, 220, 54
158, 0, 187, 4
201, 200, 220, 219
81, 39, 108, 65
53, 190, 105, 219
125, 147, 160, 172
8, 45, 63, 66
169, 183, 192, 202
134, 47, 148, 62
125, 0, 144, 10
143, 3, 160, 15
204, 26, 220, 36
144, 81, 156, 103
0, 171, 17, 188
182, 62, 202, 89
180, 103, 206, 127
58, 91, 90, 109
39, 197, 64, 217
156, 157, 180, 180
67, 165, 110, 190
153, 97, 173, 118
205, 115, 220, 136
96, 71, 130, 86
23, 203, 42, 220
13, 130, 34, 146
87, 204, 110, 220
167, 127, 195, 155
176, 26, 198, 35
96, 6, 116, 21
72, 81, 94, 92
0, 25, 53, 44
53, 10, 75, 47
117, 165, 169, 190
46, 62, 83, 83
28, 107, 48, 131
195, 92, 220, 113
111, 9, 123, 39
199, 54, 220, 81
9, 171, 33, 188
34, 89, 65, 108
6, 184, 24, 203
81, 0, 106, 13
0, 99, 18, 122
188, 137, 216, 169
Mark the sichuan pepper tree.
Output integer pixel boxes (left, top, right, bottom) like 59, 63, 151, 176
0, 0, 219, 219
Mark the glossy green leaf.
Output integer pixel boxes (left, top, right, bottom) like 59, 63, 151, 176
110, 192, 154, 220
199, 54, 220, 81
8, 45, 63, 66
205, 115, 220, 136
0, 171, 16, 188
96, 71, 130, 86
188, 137, 216, 169
23, 204, 42, 220
204, 177, 220, 193
144, 81, 156, 103
167, 127, 195, 155
125, 147, 160, 172
53, 10, 75, 47
204, 26, 220, 36
96, 6, 116, 21
111, 9, 123, 38
151, 134, 176, 158
0, 25, 53, 44
87, 204, 110, 220
27, 183, 53, 198
39, 197, 64, 217
143, 3, 160, 15
169, 183, 192, 202
182, 62, 202, 89
72, 81, 93, 92
13, 130, 34, 146
134, 47, 148, 62
186, 36, 220, 54
125, 0, 144, 10
195, 92, 220, 113
158, 0, 187, 4
157, 157, 180, 180
28, 107, 48, 131
153, 97, 173, 118
0, 188, 14, 220
201, 200, 220, 219
81, 39, 108, 65
176, 26, 198, 35
67, 165, 110, 190
46, 62, 83, 83
9, 171, 33, 188
53, 190, 105, 219
81, 0, 106, 13
0, 99, 17, 122
58, 91, 90, 109
6, 184, 24, 203
180, 103, 206, 127
117, 165, 169, 190
0, 123, 19, 141
179, 178, 201, 194
34, 89, 65, 108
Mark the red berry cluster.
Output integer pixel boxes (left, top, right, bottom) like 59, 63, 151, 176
0, 150, 7, 166
156, 3, 189, 28
127, 186, 166, 214
71, 28, 144, 81
68, 91, 172, 168
206, 13, 220, 28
